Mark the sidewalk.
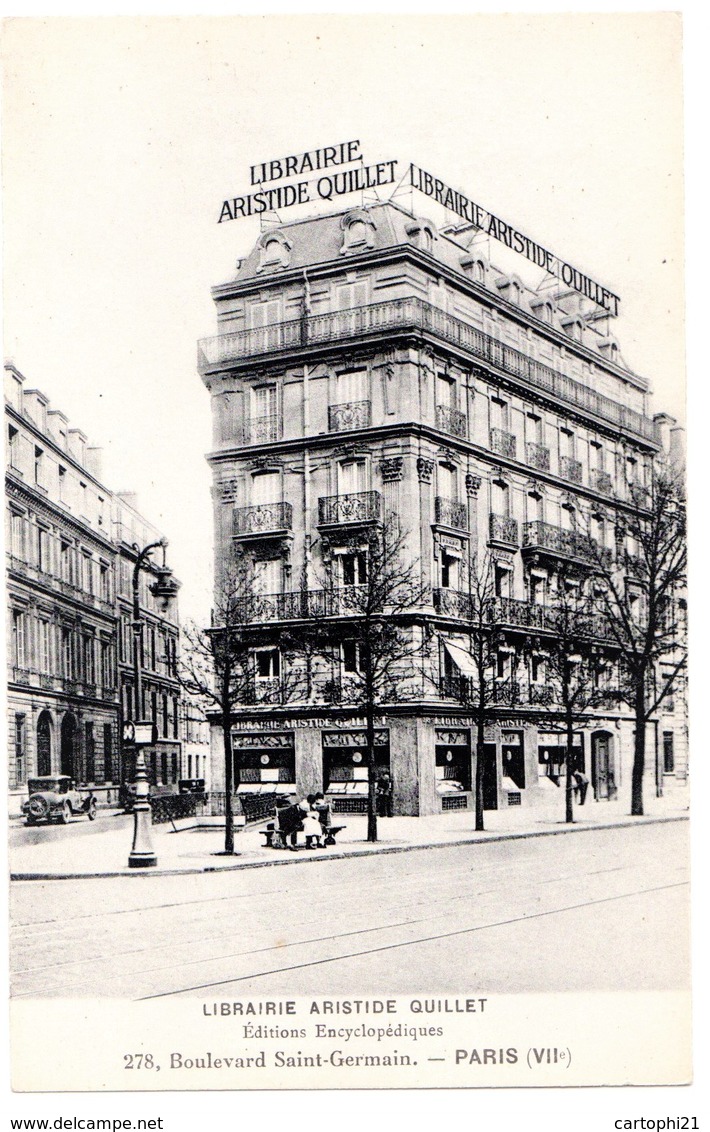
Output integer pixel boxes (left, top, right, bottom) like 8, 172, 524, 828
9, 785, 690, 881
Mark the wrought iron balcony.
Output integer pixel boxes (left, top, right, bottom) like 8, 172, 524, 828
590, 468, 613, 496
529, 684, 555, 705
488, 596, 557, 632
522, 520, 613, 568
526, 441, 550, 471
328, 400, 371, 432
436, 404, 467, 438
198, 297, 657, 443
233, 501, 292, 537
623, 552, 646, 579
232, 586, 372, 624
490, 427, 516, 459
318, 490, 381, 526
433, 588, 474, 619
440, 675, 473, 701
251, 677, 282, 704
560, 455, 583, 484
241, 413, 281, 445
489, 513, 519, 546
491, 679, 521, 705
435, 497, 468, 530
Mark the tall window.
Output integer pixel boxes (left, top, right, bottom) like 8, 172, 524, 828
663, 732, 675, 774
336, 369, 367, 404
559, 428, 574, 460
253, 384, 277, 420
255, 648, 280, 678
492, 480, 509, 517
38, 619, 51, 674
61, 626, 73, 679
441, 550, 460, 590
335, 281, 368, 310
11, 512, 27, 561
104, 724, 115, 783
527, 413, 542, 444
12, 610, 27, 668
342, 640, 364, 675
85, 723, 95, 784
341, 550, 367, 586
249, 299, 281, 328
251, 470, 280, 504
438, 463, 457, 500
337, 459, 366, 496
491, 397, 509, 431
8, 424, 19, 468
437, 372, 456, 409
254, 558, 282, 595
527, 492, 543, 523
494, 563, 512, 598
58, 465, 67, 502
34, 446, 44, 486
83, 635, 95, 683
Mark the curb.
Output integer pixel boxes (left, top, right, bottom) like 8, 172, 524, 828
10, 812, 688, 882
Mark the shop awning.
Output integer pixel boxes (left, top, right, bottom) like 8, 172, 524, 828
443, 639, 478, 679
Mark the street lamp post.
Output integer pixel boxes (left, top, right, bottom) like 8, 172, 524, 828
127, 538, 180, 869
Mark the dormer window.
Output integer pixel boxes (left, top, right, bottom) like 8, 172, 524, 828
256, 230, 292, 272
405, 217, 437, 253
340, 209, 376, 254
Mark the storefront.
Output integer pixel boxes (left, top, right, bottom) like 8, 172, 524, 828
322, 727, 390, 813
434, 727, 470, 810
537, 730, 585, 784
232, 731, 296, 794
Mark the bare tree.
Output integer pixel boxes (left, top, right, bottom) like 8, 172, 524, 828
588, 464, 687, 815
313, 517, 429, 843
531, 580, 614, 823
178, 551, 297, 853
438, 552, 501, 832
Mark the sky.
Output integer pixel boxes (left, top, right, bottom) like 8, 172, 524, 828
2, 15, 685, 626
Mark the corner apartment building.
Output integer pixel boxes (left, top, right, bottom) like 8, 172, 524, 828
198, 200, 675, 816
5, 364, 181, 812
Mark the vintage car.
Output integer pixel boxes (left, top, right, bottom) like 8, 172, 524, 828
22, 776, 97, 825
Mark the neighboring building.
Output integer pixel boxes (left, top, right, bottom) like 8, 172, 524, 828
5, 364, 180, 812
198, 200, 680, 816
180, 696, 211, 785
113, 492, 181, 791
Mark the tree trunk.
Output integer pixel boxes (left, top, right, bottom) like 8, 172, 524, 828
631, 678, 646, 816
474, 712, 485, 832
565, 714, 575, 824
222, 702, 235, 854
366, 693, 378, 843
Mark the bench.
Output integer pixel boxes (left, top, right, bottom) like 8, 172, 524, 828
260, 823, 346, 849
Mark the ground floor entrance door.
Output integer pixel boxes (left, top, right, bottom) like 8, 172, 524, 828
482, 743, 498, 810
592, 731, 616, 799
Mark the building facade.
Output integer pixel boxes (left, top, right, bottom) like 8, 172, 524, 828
5, 364, 181, 812
199, 201, 681, 815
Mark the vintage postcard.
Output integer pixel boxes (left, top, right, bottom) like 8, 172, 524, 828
3, 13, 691, 1105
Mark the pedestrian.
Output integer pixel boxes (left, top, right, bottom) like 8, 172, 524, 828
302, 795, 323, 849
572, 769, 589, 805
314, 791, 333, 841
376, 770, 393, 817
277, 795, 304, 850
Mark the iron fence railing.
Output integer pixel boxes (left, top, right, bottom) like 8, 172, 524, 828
590, 468, 613, 496
490, 427, 517, 458
233, 501, 292, 536
489, 514, 519, 545
436, 404, 468, 438
523, 520, 613, 568
560, 455, 583, 484
435, 496, 468, 530
198, 298, 657, 443
526, 441, 550, 471
241, 413, 281, 445
318, 491, 381, 525
328, 400, 371, 432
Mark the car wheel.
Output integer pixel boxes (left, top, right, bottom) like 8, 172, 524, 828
87, 800, 97, 821
60, 802, 72, 825
28, 795, 49, 821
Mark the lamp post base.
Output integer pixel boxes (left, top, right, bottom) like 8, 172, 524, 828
128, 800, 157, 869
128, 852, 158, 869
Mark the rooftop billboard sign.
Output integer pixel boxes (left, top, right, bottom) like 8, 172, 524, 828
217, 141, 619, 315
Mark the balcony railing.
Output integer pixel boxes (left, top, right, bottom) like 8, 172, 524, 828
490, 427, 516, 459
489, 514, 519, 546
241, 413, 281, 445
488, 597, 557, 631
590, 468, 613, 496
560, 455, 583, 484
198, 298, 656, 443
328, 400, 371, 432
526, 441, 550, 471
522, 520, 613, 568
433, 588, 474, 619
434, 497, 468, 530
233, 587, 372, 624
491, 680, 521, 705
233, 502, 292, 537
318, 491, 381, 526
529, 685, 555, 705
436, 404, 467, 438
